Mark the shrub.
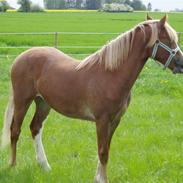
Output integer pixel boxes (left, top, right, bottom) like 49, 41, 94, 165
102, 3, 133, 12
0, 0, 9, 12
30, 3, 44, 12
18, 0, 31, 12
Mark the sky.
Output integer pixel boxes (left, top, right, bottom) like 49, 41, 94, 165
142, 0, 183, 11
6, 0, 183, 11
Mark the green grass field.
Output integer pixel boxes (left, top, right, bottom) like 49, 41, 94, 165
1, 12, 183, 183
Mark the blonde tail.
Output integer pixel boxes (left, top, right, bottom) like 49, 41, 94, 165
1, 94, 14, 149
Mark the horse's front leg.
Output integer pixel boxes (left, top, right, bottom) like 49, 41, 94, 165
94, 115, 120, 183
94, 115, 109, 183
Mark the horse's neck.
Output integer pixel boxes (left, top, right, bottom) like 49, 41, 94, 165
117, 47, 148, 93
118, 29, 150, 90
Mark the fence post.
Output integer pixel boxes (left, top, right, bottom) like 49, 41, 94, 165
54, 32, 58, 48
178, 32, 181, 46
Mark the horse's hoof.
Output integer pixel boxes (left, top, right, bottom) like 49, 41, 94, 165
8, 159, 16, 167
43, 164, 51, 172
94, 176, 108, 183
39, 161, 51, 172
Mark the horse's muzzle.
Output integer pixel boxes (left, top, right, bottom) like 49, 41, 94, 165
173, 66, 183, 74
173, 58, 183, 74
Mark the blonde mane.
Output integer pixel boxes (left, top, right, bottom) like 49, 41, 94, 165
76, 20, 178, 71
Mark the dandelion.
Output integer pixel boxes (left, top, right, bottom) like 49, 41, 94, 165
7, 9, 17, 12
160, 80, 168, 84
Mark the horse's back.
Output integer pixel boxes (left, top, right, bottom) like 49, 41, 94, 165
12, 47, 78, 79
11, 47, 79, 100
13, 47, 75, 66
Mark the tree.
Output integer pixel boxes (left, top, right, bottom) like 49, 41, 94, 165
76, 0, 82, 8
66, 0, 76, 8
130, 0, 146, 10
147, 2, 152, 11
17, 0, 31, 12
58, 0, 66, 8
86, 0, 101, 9
105, 0, 112, 4
44, 0, 66, 9
0, 0, 9, 12
112, 0, 125, 4
124, 0, 131, 6
59, 0, 66, 8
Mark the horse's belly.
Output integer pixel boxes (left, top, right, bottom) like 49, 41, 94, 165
53, 104, 95, 121
39, 94, 95, 121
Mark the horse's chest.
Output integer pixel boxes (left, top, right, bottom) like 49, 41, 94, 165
113, 93, 131, 119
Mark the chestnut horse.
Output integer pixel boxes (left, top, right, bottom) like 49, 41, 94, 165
1, 15, 183, 183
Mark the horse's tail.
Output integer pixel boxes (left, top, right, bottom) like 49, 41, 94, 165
1, 92, 14, 149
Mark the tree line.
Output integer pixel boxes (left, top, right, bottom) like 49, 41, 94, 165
0, 0, 147, 12
44, 0, 146, 10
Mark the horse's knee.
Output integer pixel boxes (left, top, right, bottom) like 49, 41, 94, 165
98, 147, 109, 165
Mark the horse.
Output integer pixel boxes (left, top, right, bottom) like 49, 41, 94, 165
1, 15, 183, 183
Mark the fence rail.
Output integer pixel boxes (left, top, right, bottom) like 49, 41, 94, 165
0, 32, 120, 35
0, 31, 183, 58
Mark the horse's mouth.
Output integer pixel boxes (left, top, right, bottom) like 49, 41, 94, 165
173, 66, 183, 74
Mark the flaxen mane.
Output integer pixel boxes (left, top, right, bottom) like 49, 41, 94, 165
76, 20, 178, 71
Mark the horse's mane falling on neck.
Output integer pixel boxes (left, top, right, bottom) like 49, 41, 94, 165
76, 20, 178, 71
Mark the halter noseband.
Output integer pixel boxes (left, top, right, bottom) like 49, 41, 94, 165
151, 40, 180, 69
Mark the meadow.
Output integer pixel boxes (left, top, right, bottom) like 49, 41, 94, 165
0, 11, 183, 183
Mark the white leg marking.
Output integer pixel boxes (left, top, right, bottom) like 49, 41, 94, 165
34, 127, 51, 171
94, 159, 108, 183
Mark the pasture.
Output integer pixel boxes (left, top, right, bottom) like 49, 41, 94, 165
1, 11, 183, 183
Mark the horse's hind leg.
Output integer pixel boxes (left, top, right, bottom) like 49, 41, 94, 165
30, 96, 51, 171
10, 97, 32, 166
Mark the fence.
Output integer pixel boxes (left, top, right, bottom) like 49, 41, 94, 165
0, 31, 183, 58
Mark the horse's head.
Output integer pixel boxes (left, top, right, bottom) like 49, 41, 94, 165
146, 15, 183, 74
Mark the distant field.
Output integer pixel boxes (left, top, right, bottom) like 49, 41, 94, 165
0, 12, 183, 55
1, 12, 183, 183
7, 9, 98, 13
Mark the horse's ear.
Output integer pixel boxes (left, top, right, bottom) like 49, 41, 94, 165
159, 14, 168, 27
146, 13, 153, 20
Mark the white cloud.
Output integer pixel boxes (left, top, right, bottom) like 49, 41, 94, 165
7, 0, 44, 9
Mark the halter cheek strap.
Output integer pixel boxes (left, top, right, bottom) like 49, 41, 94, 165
151, 40, 180, 69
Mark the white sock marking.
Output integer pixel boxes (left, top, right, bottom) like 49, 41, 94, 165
34, 128, 51, 171
94, 160, 108, 183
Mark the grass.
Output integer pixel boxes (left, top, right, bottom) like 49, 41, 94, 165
1, 12, 183, 183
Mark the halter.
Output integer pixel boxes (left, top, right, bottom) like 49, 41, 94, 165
151, 40, 180, 69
